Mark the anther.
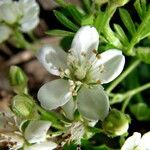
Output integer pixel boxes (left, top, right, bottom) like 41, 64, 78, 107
81, 52, 86, 57
96, 54, 101, 59
96, 80, 101, 84
92, 49, 97, 54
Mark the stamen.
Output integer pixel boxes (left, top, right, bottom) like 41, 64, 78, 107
96, 54, 101, 59
96, 80, 101, 84
92, 49, 97, 54
81, 52, 86, 57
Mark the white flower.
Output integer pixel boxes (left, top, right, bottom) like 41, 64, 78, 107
0, 0, 39, 33
24, 120, 51, 144
37, 26, 125, 121
24, 120, 57, 150
0, 25, 12, 43
0, 112, 24, 150
18, 0, 40, 32
121, 132, 150, 150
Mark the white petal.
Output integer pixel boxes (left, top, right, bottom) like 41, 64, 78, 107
0, 25, 11, 43
19, 0, 39, 32
61, 98, 76, 120
139, 131, 150, 149
0, 2, 18, 24
37, 45, 67, 76
24, 120, 51, 143
121, 132, 141, 150
24, 141, 57, 150
93, 49, 125, 84
77, 85, 109, 121
38, 79, 72, 110
20, 17, 39, 32
71, 26, 99, 61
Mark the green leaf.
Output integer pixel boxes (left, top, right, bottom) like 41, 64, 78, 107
134, 0, 143, 19
54, 10, 79, 31
81, 15, 94, 26
82, 0, 91, 13
114, 24, 129, 45
55, 0, 68, 7
135, 47, 150, 64
66, 5, 84, 24
130, 103, 150, 121
119, 8, 136, 35
46, 29, 74, 37
94, 11, 104, 32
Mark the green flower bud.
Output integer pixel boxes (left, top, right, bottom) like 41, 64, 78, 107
12, 94, 34, 117
102, 109, 130, 136
9, 66, 28, 94
109, 0, 129, 7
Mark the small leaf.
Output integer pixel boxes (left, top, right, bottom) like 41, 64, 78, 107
135, 47, 150, 64
119, 8, 136, 35
54, 10, 79, 31
130, 103, 150, 121
46, 29, 74, 37
134, 0, 143, 19
82, 0, 91, 13
66, 5, 84, 24
81, 15, 94, 26
114, 24, 129, 45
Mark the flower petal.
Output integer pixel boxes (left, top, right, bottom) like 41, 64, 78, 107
0, 2, 19, 24
20, 17, 39, 32
24, 141, 57, 150
19, 0, 39, 32
71, 26, 99, 61
140, 131, 150, 149
93, 49, 125, 84
61, 98, 76, 120
24, 120, 51, 143
37, 45, 68, 76
38, 79, 72, 110
77, 85, 109, 121
121, 132, 141, 150
0, 25, 11, 43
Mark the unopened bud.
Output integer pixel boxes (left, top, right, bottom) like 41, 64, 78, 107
9, 66, 28, 94
102, 109, 130, 136
12, 94, 34, 117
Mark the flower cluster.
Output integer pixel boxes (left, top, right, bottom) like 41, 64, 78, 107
121, 132, 150, 150
37, 26, 125, 121
0, 111, 57, 150
0, 0, 39, 43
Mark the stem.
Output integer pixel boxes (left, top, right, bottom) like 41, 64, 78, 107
121, 82, 150, 112
121, 96, 131, 112
107, 59, 140, 93
110, 82, 150, 105
126, 82, 150, 97
36, 105, 64, 130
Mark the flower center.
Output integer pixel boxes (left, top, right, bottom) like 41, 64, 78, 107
60, 50, 105, 85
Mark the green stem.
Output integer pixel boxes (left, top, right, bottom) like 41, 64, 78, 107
126, 82, 150, 98
107, 59, 140, 93
36, 105, 64, 130
121, 82, 150, 112
110, 82, 150, 105
121, 96, 131, 112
